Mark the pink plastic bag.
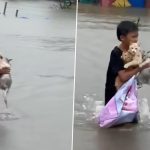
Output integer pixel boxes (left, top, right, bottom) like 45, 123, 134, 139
98, 76, 138, 128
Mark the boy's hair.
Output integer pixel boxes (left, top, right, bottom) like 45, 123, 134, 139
117, 21, 138, 41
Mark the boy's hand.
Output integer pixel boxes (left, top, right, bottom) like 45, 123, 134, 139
141, 63, 150, 71
0, 67, 10, 75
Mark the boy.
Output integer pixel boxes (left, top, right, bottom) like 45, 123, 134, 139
105, 20, 150, 105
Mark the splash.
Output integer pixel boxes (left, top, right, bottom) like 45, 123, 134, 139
138, 98, 150, 124
0, 108, 20, 121
74, 94, 104, 125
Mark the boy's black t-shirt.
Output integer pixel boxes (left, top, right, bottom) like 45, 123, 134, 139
105, 46, 124, 105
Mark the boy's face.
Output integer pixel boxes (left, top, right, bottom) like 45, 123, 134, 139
121, 31, 139, 46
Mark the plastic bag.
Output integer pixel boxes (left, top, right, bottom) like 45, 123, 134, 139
99, 76, 138, 128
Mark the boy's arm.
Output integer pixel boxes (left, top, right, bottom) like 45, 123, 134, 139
118, 63, 150, 82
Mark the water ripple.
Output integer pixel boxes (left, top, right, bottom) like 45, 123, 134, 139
38, 74, 74, 79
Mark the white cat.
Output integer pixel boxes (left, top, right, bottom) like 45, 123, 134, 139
121, 43, 150, 69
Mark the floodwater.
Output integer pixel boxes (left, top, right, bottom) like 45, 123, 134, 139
74, 5, 150, 150
0, 0, 76, 150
